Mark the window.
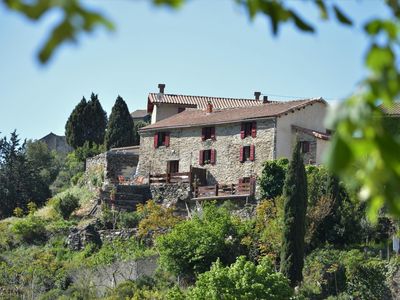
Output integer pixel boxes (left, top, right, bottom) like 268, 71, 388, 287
178, 107, 186, 113
167, 160, 179, 173
199, 149, 216, 165
201, 126, 216, 141
240, 121, 257, 139
300, 141, 310, 153
154, 132, 170, 148
240, 145, 255, 162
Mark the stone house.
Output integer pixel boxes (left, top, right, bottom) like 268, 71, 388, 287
137, 90, 330, 186
39, 132, 73, 154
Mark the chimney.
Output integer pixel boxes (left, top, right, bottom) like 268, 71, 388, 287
206, 101, 213, 114
158, 83, 166, 94
263, 95, 269, 104
254, 91, 261, 100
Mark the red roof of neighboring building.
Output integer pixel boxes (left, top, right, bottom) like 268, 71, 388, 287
141, 98, 326, 131
147, 93, 265, 113
292, 125, 331, 140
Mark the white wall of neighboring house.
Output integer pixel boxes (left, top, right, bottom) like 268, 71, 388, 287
316, 138, 329, 164
151, 104, 183, 124
275, 101, 328, 162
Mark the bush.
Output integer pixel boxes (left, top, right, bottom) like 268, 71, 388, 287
11, 216, 47, 244
301, 248, 391, 300
188, 256, 293, 299
156, 203, 250, 280
118, 211, 142, 229
259, 158, 289, 199
54, 193, 80, 219
136, 200, 181, 238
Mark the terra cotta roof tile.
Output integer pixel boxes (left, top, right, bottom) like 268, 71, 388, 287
141, 98, 326, 131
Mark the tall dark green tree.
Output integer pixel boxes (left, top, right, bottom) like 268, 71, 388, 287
0, 131, 50, 218
65, 97, 87, 149
280, 142, 308, 287
105, 96, 135, 149
65, 94, 107, 149
84, 93, 107, 145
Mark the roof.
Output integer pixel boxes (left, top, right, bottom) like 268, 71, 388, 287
131, 109, 149, 118
292, 125, 331, 141
141, 98, 326, 131
379, 102, 400, 116
147, 93, 265, 113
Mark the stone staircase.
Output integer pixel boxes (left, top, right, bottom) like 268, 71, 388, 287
102, 184, 152, 211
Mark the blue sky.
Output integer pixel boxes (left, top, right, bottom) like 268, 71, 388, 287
0, 0, 390, 140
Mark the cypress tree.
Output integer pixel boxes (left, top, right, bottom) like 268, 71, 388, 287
280, 141, 308, 287
65, 97, 87, 149
105, 96, 135, 149
84, 93, 107, 145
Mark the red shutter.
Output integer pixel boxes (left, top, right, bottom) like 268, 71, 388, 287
199, 150, 205, 166
201, 128, 206, 141
250, 144, 255, 161
251, 122, 257, 138
240, 123, 245, 139
211, 127, 216, 140
165, 132, 170, 147
154, 133, 158, 148
239, 146, 244, 162
211, 149, 216, 165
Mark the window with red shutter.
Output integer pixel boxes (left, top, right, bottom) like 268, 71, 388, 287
199, 150, 205, 166
241, 145, 252, 162
211, 149, 216, 165
250, 144, 255, 161
202, 127, 215, 141
155, 132, 169, 148
154, 133, 158, 149
164, 132, 170, 147
240, 123, 245, 139
241, 122, 255, 138
211, 127, 216, 140
251, 122, 257, 138
239, 146, 244, 162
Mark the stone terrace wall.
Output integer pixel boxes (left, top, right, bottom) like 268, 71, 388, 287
138, 118, 276, 185
86, 150, 139, 183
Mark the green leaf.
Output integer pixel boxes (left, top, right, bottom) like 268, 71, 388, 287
290, 10, 315, 33
365, 45, 394, 73
325, 135, 353, 174
315, 0, 328, 20
333, 5, 353, 26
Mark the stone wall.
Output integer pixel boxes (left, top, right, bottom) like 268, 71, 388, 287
138, 119, 276, 184
70, 255, 158, 296
291, 129, 317, 164
150, 182, 191, 208
86, 150, 139, 184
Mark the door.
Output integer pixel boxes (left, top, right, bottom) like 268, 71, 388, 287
167, 160, 179, 174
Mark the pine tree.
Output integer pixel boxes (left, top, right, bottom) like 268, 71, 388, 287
65, 97, 87, 149
280, 141, 308, 287
105, 96, 135, 149
84, 93, 107, 145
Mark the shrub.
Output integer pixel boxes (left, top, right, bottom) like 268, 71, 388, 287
259, 158, 289, 199
54, 193, 80, 219
136, 200, 181, 238
253, 198, 284, 260
11, 216, 47, 244
156, 203, 250, 280
302, 248, 391, 300
117, 211, 142, 229
188, 256, 293, 299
